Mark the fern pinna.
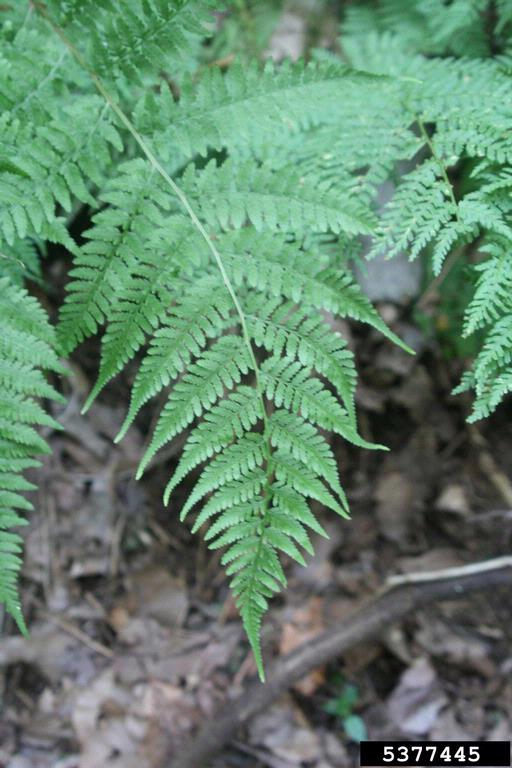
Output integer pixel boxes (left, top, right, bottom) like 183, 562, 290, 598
2, 0, 512, 677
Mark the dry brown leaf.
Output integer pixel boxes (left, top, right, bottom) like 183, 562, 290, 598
279, 597, 325, 696
416, 617, 495, 677
71, 670, 148, 768
250, 702, 321, 765
435, 485, 470, 516
375, 471, 415, 543
121, 565, 188, 627
387, 657, 447, 735
429, 709, 473, 741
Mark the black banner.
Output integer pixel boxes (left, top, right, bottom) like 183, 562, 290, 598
360, 741, 511, 767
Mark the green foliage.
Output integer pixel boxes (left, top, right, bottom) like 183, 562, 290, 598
45, 0, 218, 81
340, 5, 512, 422
2, 0, 512, 678
324, 678, 368, 742
343, 0, 495, 58
0, 278, 63, 629
205, 0, 284, 62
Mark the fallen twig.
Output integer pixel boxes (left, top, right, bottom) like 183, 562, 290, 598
169, 556, 512, 768
38, 609, 114, 659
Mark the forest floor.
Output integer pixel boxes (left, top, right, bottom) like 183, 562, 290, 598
2, 286, 512, 768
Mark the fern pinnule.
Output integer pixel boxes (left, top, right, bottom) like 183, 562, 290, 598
180, 433, 267, 520
369, 159, 458, 264
115, 277, 235, 443
268, 410, 346, 503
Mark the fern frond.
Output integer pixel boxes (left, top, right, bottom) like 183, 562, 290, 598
27, 4, 410, 678
58, 160, 168, 353
0, 239, 41, 286
180, 432, 267, 520
261, 357, 358, 440
272, 452, 347, 517
0, 16, 123, 257
0, 278, 62, 629
116, 275, 235, 442
192, 473, 267, 533
456, 311, 512, 420
4, 0, 509, 678
164, 387, 263, 503
249, 300, 358, 413
82, 218, 203, 408
268, 410, 346, 504
226, 517, 283, 679
341, 20, 512, 420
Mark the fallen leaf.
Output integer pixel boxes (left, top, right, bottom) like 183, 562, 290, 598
375, 471, 415, 543
429, 709, 473, 741
387, 657, 447, 735
435, 485, 470, 516
279, 597, 325, 695
71, 670, 148, 768
121, 565, 188, 627
250, 702, 321, 765
416, 617, 495, 677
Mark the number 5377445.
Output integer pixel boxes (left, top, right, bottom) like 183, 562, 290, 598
382, 746, 480, 763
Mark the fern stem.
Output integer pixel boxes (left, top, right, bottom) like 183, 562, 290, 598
415, 115, 465, 298
415, 244, 464, 310
416, 116, 459, 218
